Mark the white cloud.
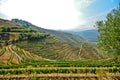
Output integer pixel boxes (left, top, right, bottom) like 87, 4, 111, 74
0, 12, 8, 19
0, 0, 8, 19
1, 0, 107, 31
1, 0, 85, 30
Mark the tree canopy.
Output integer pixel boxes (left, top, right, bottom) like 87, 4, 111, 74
96, 3, 120, 55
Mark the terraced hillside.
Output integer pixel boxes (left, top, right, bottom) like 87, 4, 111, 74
0, 18, 102, 61
0, 45, 44, 65
0, 44, 64, 65
15, 36, 102, 61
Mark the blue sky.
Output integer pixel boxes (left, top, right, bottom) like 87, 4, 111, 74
82, 0, 119, 17
74, 0, 120, 31
0, 0, 120, 30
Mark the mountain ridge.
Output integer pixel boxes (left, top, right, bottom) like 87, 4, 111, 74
65, 29, 99, 42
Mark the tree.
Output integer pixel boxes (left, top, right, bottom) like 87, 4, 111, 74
96, 3, 120, 55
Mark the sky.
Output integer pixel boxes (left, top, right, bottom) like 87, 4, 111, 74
0, 0, 120, 31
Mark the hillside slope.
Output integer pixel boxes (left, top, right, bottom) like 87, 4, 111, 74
15, 36, 102, 61
0, 45, 45, 65
0, 18, 102, 62
12, 19, 83, 45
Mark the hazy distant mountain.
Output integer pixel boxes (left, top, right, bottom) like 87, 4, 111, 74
66, 29, 99, 42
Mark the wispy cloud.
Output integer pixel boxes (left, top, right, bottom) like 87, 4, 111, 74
73, 8, 114, 31
75, 0, 96, 9
74, 0, 120, 31
73, 0, 97, 30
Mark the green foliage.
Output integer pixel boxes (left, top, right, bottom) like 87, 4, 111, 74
11, 27, 35, 32
1, 27, 11, 32
0, 61, 120, 69
109, 68, 120, 73
96, 3, 120, 55
18, 32, 49, 41
27, 33, 48, 41
19, 33, 27, 41
0, 26, 35, 33
0, 67, 119, 75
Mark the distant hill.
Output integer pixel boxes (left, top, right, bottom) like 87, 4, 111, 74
12, 19, 84, 45
66, 29, 99, 42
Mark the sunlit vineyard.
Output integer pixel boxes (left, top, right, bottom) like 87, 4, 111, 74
0, 45, 44, 65
0, 62, 120, 79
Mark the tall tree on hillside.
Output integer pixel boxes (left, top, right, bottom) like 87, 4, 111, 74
96, 3, 120, 55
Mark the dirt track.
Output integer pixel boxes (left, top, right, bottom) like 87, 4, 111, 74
0, 73, 120, 78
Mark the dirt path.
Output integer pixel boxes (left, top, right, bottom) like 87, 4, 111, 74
78, 44, 82, 59
9, 45, 23, 60
0, 73, 120, 78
